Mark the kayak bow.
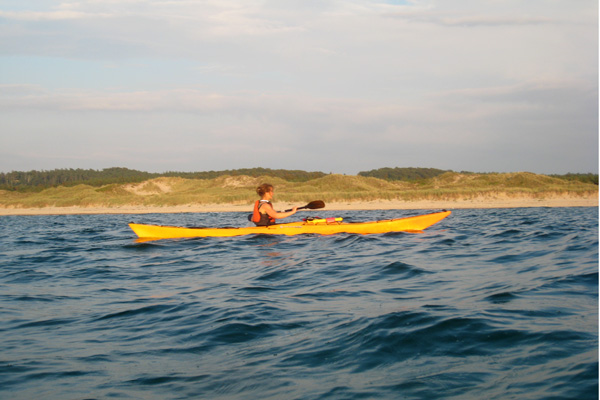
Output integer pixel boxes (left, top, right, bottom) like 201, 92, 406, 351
129, 210, 451, 240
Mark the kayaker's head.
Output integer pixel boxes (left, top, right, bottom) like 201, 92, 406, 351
257, 183, 274, 200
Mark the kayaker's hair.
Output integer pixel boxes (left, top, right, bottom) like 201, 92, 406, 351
256, 183, 274, 197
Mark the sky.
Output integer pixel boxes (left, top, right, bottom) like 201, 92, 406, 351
0, 0, 598, 175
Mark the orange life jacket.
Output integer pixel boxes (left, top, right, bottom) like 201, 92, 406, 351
252, 200, 276, 226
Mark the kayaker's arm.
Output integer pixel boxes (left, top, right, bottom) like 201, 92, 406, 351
265, 205, 297, 220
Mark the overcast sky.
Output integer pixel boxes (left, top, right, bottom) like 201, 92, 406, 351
1, 0, 597, 174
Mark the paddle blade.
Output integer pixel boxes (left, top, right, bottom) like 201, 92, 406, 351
284, 200, 325, 213
303, 200, 325, 210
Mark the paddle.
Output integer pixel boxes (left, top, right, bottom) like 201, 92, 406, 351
284, 200, 325, 213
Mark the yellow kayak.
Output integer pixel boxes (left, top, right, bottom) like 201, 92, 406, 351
129, 210, 451, 240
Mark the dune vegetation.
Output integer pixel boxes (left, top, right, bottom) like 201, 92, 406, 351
0, 171, 597, 209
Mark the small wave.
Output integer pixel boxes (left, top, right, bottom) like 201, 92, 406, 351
24, 369, 91, 380
490, 228, 524, 238
487, 249, 551, 264
206, 321, 301, 345
14, 317, 78, 330
329, 234, 380, 249
1, 366, 94, 391
1, 269, 52, 284
538, 272, 599, 295
2, 294, 76, 303
293, 289, 375, 300
431, 237, 456, 246
485, 291, 520, 304
302, 312, 575, 374
254, 267, 299, 283
123, 241, 159, 249
239, 285, 278, 293
93, 304, 179, 322
378, 261, 432, 279
555, 271, 599, 286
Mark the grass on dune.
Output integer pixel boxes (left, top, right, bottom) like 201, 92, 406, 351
0, 172, 596, 209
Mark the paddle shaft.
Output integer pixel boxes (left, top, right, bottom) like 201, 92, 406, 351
284, 205, 310, 212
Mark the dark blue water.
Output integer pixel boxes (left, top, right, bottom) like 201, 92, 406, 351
0, 207, 597, 399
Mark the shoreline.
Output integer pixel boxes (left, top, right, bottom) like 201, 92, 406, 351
0, 197, 597, 216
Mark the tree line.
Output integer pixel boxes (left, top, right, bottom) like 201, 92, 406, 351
164, 168, 326, 182
548, 173, 598, 185
358, 167, 450, 181
359, 167, 598, 185
0, 167, 326, 191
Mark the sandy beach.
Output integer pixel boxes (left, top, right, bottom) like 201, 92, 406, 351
0, 195, 597, 216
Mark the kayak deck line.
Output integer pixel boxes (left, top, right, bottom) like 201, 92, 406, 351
129, 210, 451, 241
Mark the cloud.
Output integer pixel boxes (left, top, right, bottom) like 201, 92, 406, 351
418, 15, 553, 27
2, 79, 593, 146
0, 0, 596, 174
0, 10, 86, 20
0, 8, 112, 21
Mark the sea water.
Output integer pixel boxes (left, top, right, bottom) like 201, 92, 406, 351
0, 207, 597, 399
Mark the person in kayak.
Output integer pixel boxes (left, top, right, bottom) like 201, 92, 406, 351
252, 183, 297, 226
